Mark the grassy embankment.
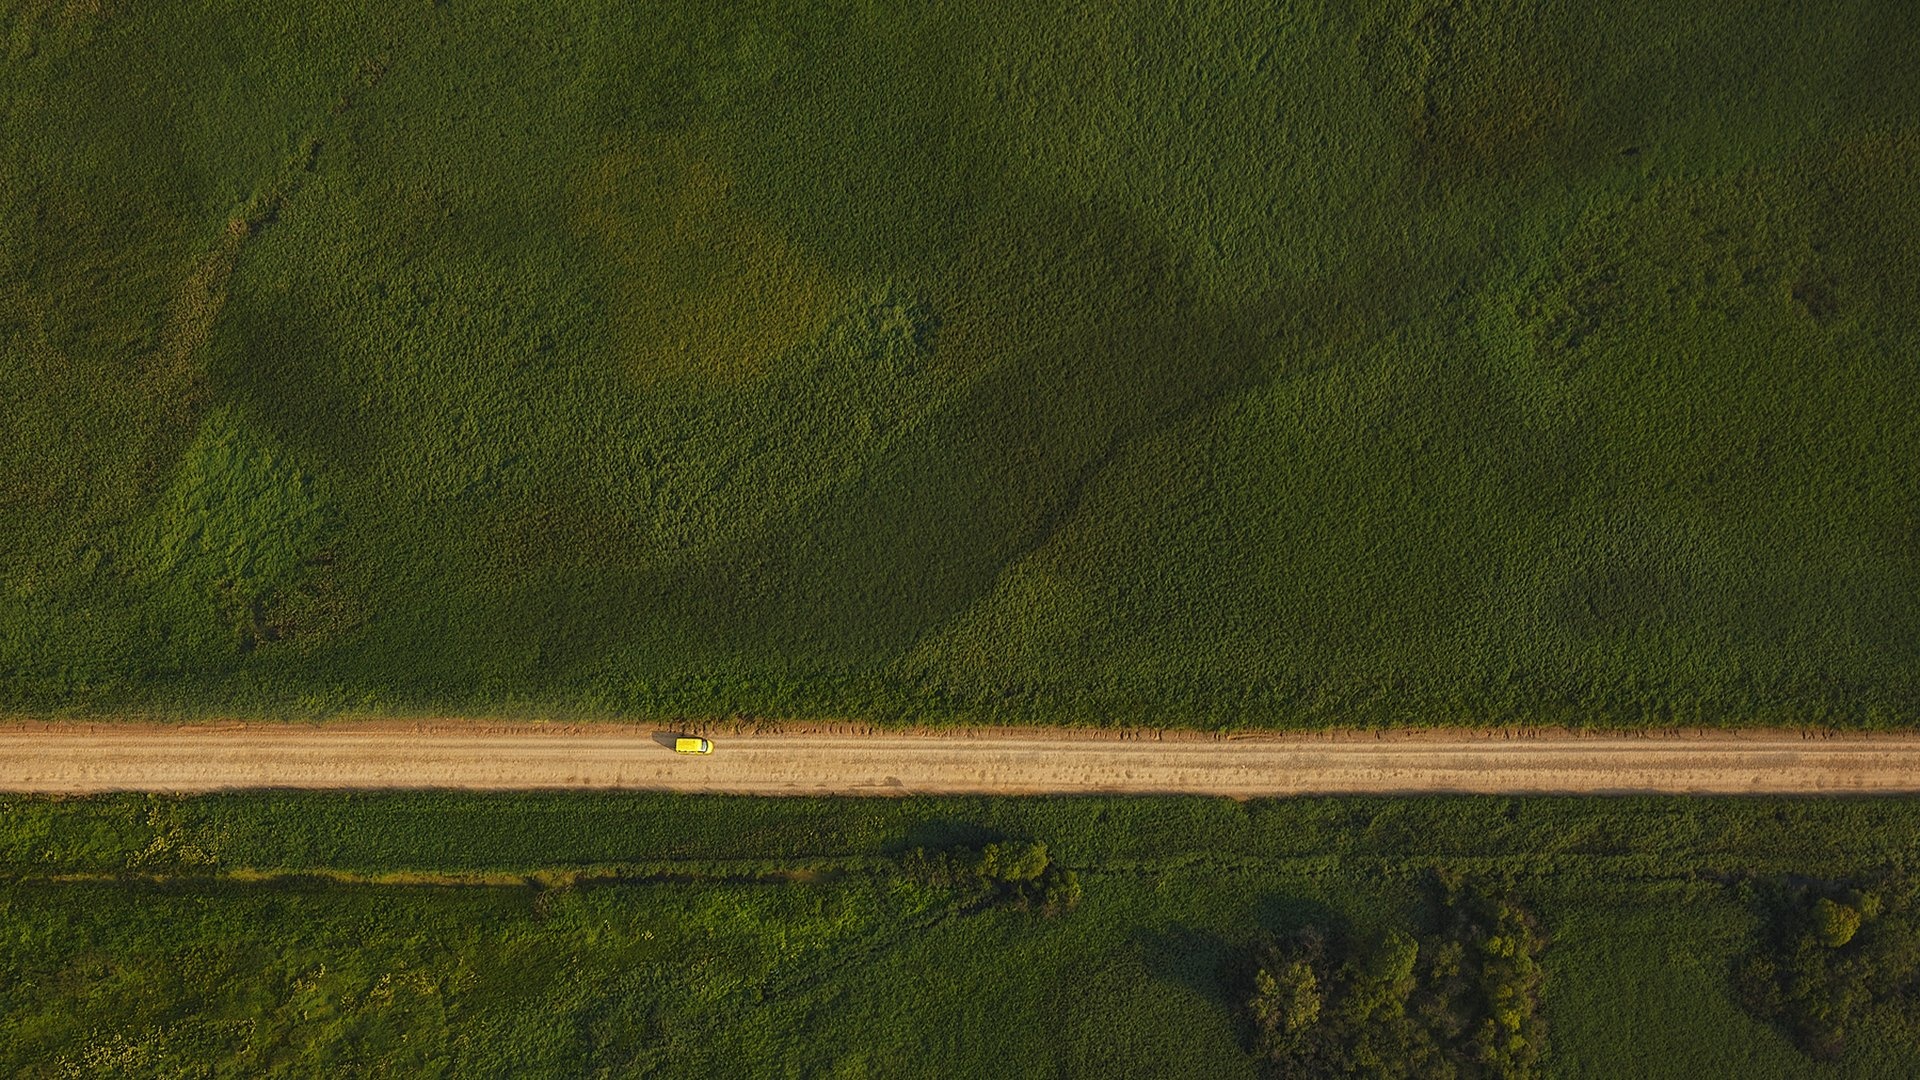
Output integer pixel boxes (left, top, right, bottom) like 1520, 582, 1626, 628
4, 793, 1920, 1075
4, 1, 1917, 727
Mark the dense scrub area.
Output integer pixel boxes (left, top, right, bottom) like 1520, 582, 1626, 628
3, 0, 1917, 726
1735, 874, 1920, 1060
1244, 875, 1546, 1077
3, 794, 1920, 1075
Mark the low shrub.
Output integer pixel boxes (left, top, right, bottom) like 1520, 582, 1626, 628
1242, 873, 1546, 1078
1735, 874, 1920, 1060
898, 839, 1082, 913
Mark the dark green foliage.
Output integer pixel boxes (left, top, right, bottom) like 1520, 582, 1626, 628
1735, 874, 1920, 1060
3, 0, 1918, 725
1244, 875, 1545, 1078
1249, 945, 1324, 1060
900, 839, 1083, 912
1, 793, 1918, 1075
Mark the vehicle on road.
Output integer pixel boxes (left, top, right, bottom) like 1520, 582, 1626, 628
674, 737, 713, 755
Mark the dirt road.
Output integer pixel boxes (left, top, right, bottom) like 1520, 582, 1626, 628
2, 724, 1918, 795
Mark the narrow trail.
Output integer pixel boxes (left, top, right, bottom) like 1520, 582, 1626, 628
2, 723, 1917, 795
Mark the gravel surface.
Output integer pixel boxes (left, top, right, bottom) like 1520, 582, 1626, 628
1, 724, 1916, 795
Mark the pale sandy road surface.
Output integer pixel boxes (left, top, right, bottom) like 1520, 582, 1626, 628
2, 724, 1918, 795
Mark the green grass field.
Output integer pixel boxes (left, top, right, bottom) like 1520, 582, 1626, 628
4, 793, 1920, 1075
3, 0, 1916, 726
9, 8, 1919, 1071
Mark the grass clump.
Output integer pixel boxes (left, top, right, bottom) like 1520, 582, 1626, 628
139, 406, 334, 654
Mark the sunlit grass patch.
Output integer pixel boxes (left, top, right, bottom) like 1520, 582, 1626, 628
575, 134, 842, 384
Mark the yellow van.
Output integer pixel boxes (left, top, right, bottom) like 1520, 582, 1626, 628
674, 737, 713, 755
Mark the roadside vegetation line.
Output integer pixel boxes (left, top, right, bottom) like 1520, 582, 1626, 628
20, 862, 852, 890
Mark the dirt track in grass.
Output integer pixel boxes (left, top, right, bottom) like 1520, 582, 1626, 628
2, 722, 1918, 795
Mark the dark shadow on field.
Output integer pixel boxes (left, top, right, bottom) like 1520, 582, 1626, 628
876, 820, 1004, 857
208, 289, 367, 471
649, 203, 1467, 671
486, 182, 1465, 701
1137, 897, 1346, 1013
454, 194, 1302, 696
620, 195, 1290, 666
648, 730, 683, 750
1136, 925, 1241, 1009
403, 5, 1485, 699
1253, 894, 1347, 939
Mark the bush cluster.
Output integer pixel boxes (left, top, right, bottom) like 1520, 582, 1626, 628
898, 839, 1083, 913
1734, 874, 1920, 1060
1243, 874, 1545, 1078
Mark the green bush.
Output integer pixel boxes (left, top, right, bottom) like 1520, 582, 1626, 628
1736, 875, 1920, 1060
1815, 898, 1864, 949
1242, 874, 1546, 1078
1249, 952, 1323, 1061
900, 839, 1082, 913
